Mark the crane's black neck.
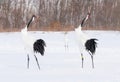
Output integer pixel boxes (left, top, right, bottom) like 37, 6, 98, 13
76, 13, 90, 29
81, 17, 86, 27
27, 15, 35, 28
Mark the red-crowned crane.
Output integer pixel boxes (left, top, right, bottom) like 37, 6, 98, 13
21, 15, 46, 70
64, 32, 69, 52
75, 11, 98, 68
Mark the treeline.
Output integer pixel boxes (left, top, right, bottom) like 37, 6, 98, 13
0, 0, 120, 31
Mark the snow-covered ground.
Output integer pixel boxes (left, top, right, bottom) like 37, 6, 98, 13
0, 31, 120, 82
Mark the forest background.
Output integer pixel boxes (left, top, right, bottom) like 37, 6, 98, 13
0, 0, 120, 31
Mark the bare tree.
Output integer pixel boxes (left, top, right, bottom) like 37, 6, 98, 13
0, 0, 120, 31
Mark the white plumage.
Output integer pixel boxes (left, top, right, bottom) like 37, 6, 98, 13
21, 26, 35, 49
21, 15, 46, 70
75, 25, 88, 46
75, 12, 98, 68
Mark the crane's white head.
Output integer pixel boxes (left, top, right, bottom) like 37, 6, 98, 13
32, 15, 36, 21
86, 12, 90, 22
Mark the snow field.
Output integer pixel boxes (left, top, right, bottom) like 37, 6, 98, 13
0, 31, 120, 82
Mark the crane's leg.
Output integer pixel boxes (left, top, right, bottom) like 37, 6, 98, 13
88, 51, 94, 68
67, 44, 69, 51
27, 54, 30, 69
34, 55, 40, 70
81, 53, 84, 68
91, 55, 94, 68
64, 45, 66, 52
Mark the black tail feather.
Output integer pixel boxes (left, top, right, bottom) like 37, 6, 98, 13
33, 39, 46, 56
85, 38, 98, 54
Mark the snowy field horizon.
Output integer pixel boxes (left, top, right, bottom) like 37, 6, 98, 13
0, 30, 120, 82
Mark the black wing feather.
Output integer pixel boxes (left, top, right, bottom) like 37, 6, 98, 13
33, 39, 46, 56
85, 38, 98, 55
